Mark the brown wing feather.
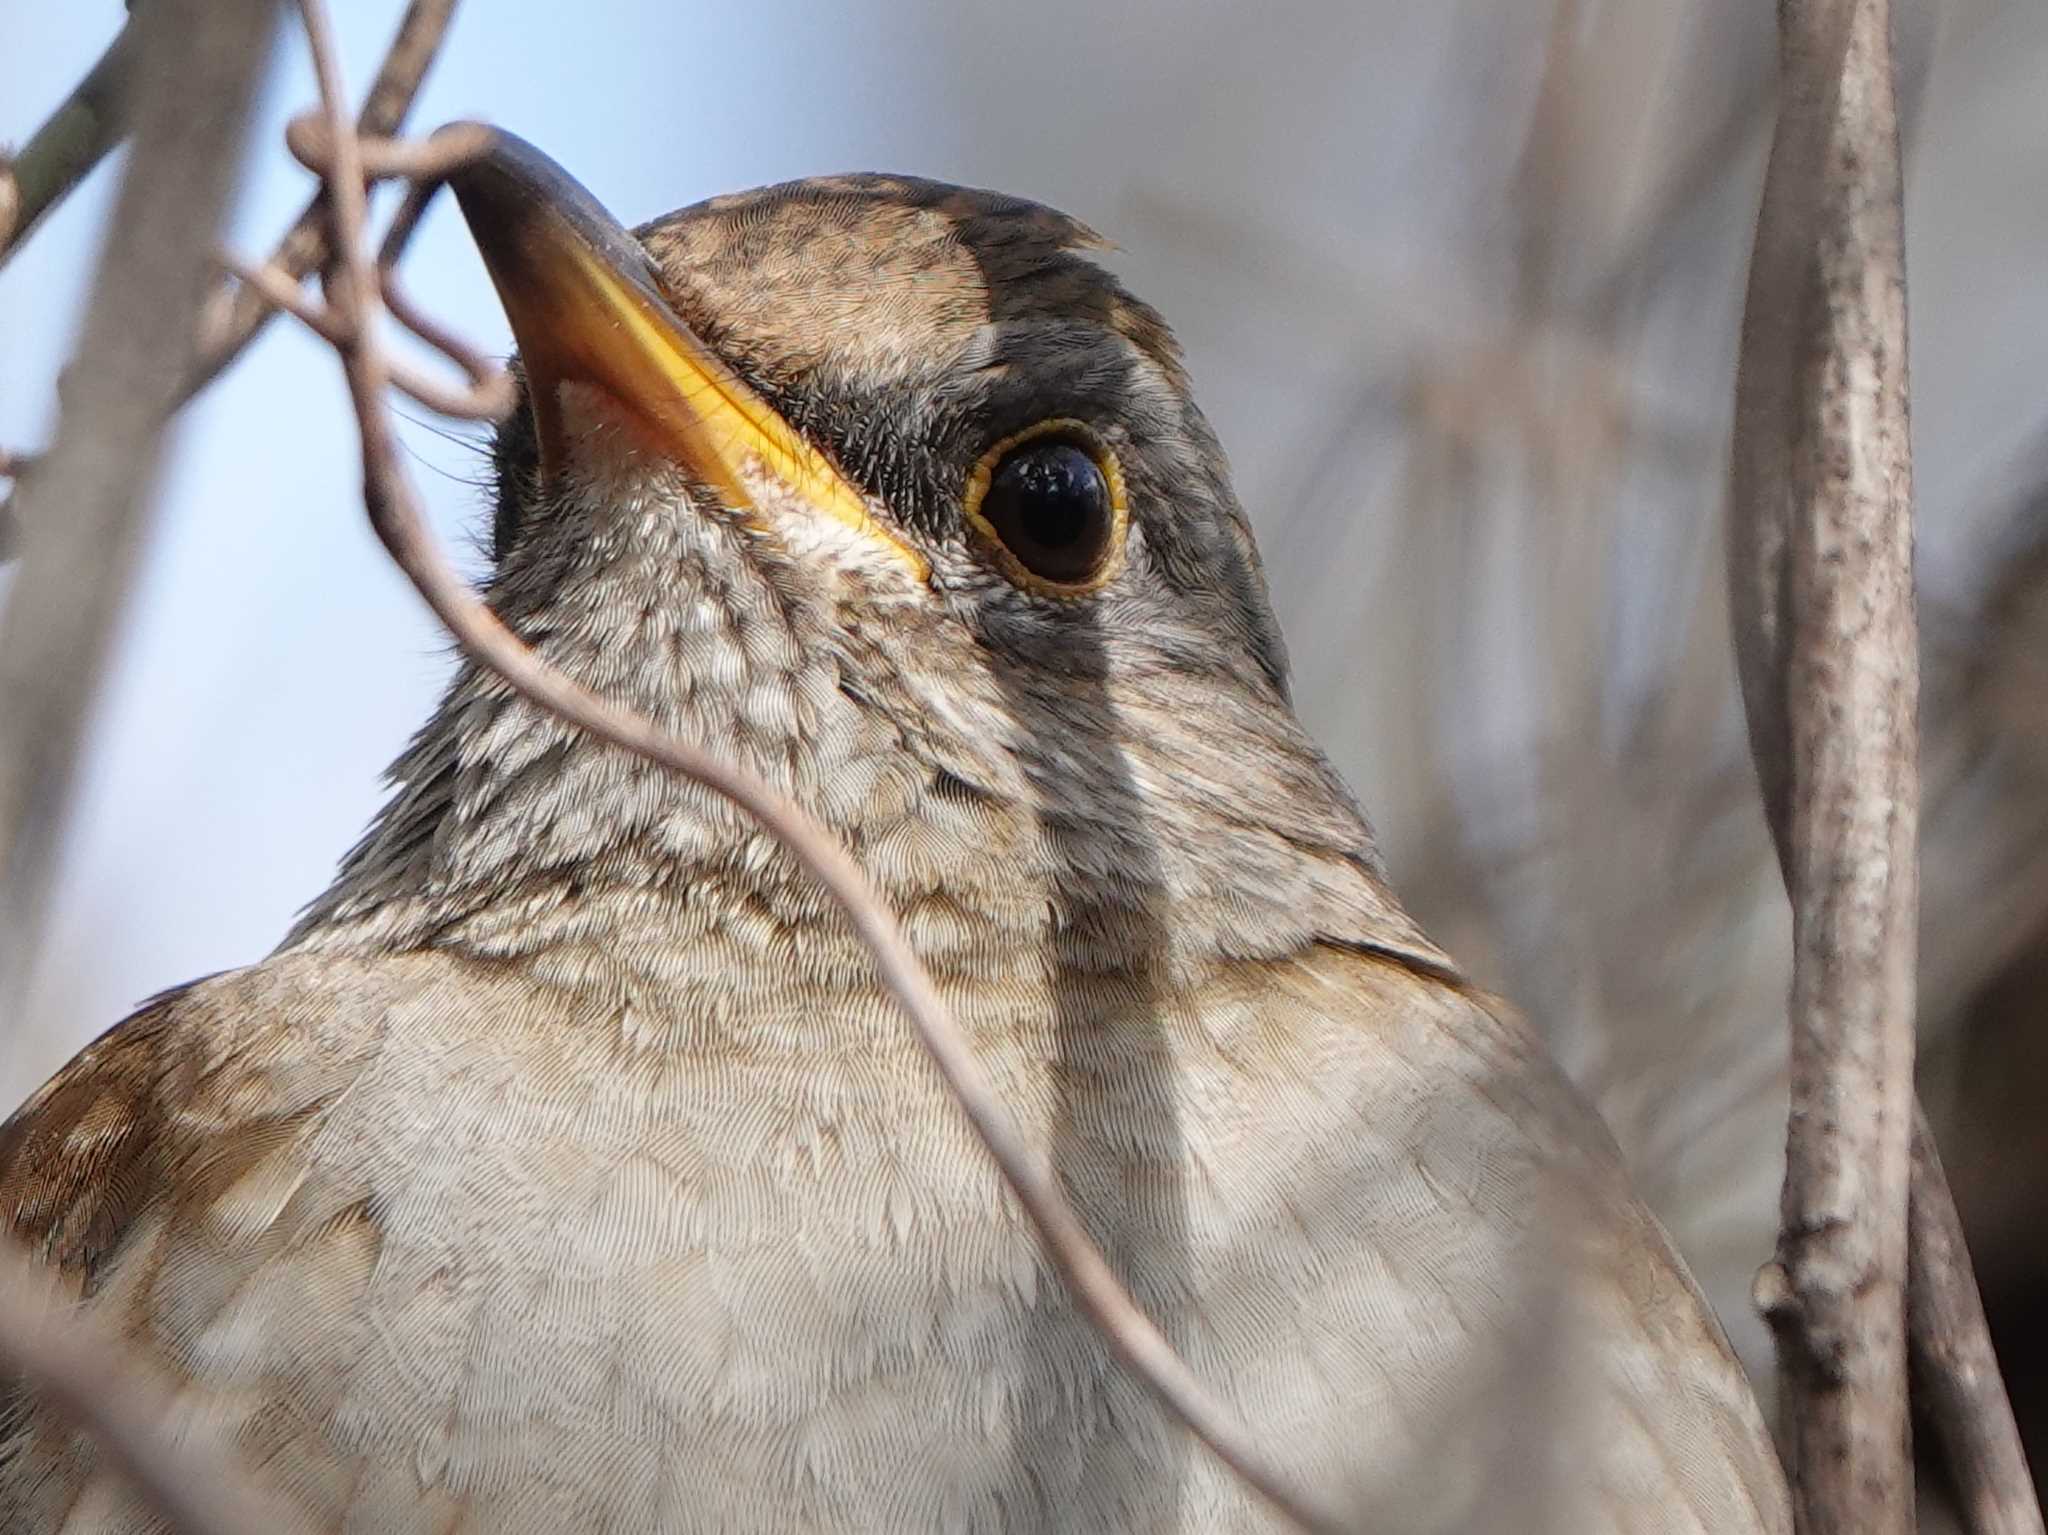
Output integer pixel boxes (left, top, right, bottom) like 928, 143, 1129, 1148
0, 989, 198, 1288
0, 962, 392, 1533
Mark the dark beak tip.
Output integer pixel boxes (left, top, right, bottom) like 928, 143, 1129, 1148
446, 131, 555, 238
444, 127, 657, 295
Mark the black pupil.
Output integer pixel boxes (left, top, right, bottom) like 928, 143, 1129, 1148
982, 440, 1110, 583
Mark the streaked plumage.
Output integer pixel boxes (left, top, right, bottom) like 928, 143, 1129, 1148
0, 146, 1789, 1532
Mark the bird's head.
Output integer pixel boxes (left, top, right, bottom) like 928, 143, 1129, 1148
456, 133, 1288, 710
299, 133, 1443, 981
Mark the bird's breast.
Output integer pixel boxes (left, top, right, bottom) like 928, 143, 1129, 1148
15, 944, 1781, 1533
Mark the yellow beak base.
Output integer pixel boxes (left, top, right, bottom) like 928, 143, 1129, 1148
449, 132, 927, 580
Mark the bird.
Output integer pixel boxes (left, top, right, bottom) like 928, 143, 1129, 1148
0, 131, 1790, 1533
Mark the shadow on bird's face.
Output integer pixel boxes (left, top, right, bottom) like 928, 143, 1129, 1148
454, 131, 1296, 745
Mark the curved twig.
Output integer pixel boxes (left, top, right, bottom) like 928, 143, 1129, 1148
217, 247, 511, 421
183, 0, 461, 399
287, 3, 1351, 1528
286, 114, 495, 183
381, 270, 514, 411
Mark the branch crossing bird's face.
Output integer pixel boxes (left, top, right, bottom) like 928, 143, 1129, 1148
305, 131, 1436, 975
452, 137, 1293, 715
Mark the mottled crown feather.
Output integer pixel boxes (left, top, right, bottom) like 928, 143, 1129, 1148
634, 174, 1186, 394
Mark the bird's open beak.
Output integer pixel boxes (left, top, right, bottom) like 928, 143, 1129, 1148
449, 130, 927, 579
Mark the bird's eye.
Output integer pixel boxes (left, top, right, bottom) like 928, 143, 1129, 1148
962, 420, 1128, 595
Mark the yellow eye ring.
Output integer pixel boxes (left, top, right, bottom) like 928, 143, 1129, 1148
960, 418, 1129, 597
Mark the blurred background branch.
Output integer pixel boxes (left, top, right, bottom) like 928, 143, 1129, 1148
0, 14, 137, 264
0, 0, 278, 1030
0, 0, 320, 1525
0, 1237, 316, 1535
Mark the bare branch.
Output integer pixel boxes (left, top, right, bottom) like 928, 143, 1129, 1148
215, 249, 351, 344
0, 3, 331, 1529
1725, 4, 2038, 1533
183, 0, 461, 398
0, 1241, 318, 1535
1908, 1110, 2044, 1535
217, 245, 511, 420
281, 2, 1350, 1529
285, 114, 495, 183
0, 0, 280, 1011
1732, 0, 1916, 1526
0, 17, 138, 266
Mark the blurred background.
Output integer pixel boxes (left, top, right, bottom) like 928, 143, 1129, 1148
4, 0, 2047, 1511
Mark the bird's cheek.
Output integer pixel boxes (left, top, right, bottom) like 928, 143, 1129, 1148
754, 487, 933, 600
539, 382, 927, 608
542, 381, 710, 505
542, 382, 767, 554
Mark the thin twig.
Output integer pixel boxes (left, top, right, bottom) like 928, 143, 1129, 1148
215, 250, 350, 344
286, 114, 495, 182
217, 247, 512, 420
284, 4, 1350, 1530
0, 1241, 318, 1535
365, 128, 514, 418
0, 16, 138, 265
1908, 1110, 2044, 1535
1727, 4, 1972, 1534
379, 270, 515, 417
183, 0, 460, 399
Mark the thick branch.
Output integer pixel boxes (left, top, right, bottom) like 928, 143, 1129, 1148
1725, 4, 2034, 1534
1731, 0, 1915, 1526
1732, 3, 2039, 1529
0, 0, 280, 1008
